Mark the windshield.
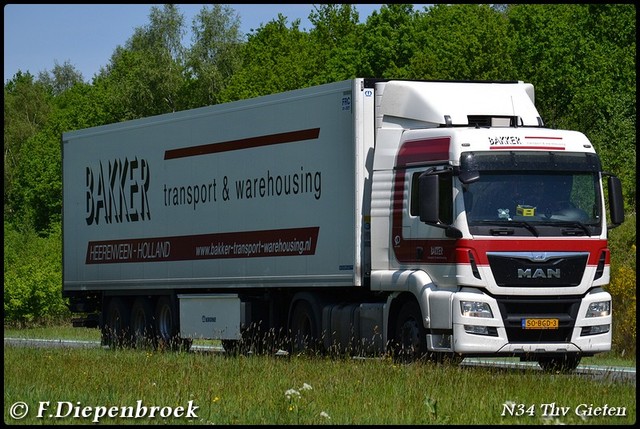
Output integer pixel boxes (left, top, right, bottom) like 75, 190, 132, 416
463, 172, 602, 226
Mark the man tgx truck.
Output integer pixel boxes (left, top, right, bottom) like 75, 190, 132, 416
62, 78, 625, 370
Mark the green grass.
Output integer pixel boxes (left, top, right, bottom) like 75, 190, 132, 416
4, 344, 636, 425
4, 323, 102, 342
4, 324, 637, 425
4, 323, 636, 368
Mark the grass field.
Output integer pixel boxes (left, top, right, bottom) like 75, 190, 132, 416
4, 324, 636, 425
4, 323, 636, 367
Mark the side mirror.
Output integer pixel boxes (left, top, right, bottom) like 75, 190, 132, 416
418, 172, 462, 239
418, 173, 439, 224
607, 175, 625, 228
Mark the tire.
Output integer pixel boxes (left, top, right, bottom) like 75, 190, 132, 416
130, 297, 156, 349
104, 297, 131, 349
289, 300, 320, 355
392, 300, 428, 363
222, 339, 241, 356
154, 296, 187, 351
538, 354, 581, 372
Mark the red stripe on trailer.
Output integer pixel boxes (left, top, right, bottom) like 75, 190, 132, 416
164, 128, 320, 160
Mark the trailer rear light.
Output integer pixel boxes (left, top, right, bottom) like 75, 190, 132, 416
586, 301, 610, 317
463, 325, 498, 336
460, 301, 493, 318
581, 324, 610, 336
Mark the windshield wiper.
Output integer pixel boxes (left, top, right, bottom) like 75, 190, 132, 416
537, 220, 593, 237
474, 220, 539, 237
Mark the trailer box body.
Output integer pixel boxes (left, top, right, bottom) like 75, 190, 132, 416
63, 80, 372, 293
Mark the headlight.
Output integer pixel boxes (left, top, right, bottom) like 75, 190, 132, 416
460, 301, 493, 318
586, 301, 610, 318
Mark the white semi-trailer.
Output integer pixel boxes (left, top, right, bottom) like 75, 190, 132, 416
62, 78, 624, 370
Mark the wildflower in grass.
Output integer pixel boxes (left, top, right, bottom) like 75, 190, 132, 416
285, 389, 301, 414
320, 411, 331, 420
212, 396, 220, 404
285, 388, 301, 400
284, 384, 316, 423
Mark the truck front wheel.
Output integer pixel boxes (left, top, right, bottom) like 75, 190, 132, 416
392, 300, 427, 363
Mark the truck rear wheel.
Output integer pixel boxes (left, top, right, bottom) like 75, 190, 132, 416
392, 300, 427, 363
104, 297, 131, 349
289, 300, 320, 355
130, 297, 156, 349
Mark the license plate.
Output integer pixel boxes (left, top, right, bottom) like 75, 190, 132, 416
522, 318, 559, 329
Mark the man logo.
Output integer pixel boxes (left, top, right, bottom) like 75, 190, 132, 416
517, 268, 561, 279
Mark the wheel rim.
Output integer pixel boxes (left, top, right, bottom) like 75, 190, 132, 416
157, 303, 172, 341
393, 301, 426, 362
131, 308, 147, 346
399, 317, 421, 356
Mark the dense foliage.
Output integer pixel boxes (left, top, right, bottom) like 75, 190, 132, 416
4, 4, 636, 351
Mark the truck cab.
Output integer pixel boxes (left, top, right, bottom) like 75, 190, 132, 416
369, 80, 625, 370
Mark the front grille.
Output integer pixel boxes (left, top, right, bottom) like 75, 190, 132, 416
488, 252, 588, 287
496, 296, 581, 343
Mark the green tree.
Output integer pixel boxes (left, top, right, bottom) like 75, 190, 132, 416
307, 4, 363, 83
4, 222, 67, 324
37, 60, 85, 95
3, 72, 51, 222
10, 79, 106, 232
359, 4, 420, 79
220, 14, 314, 101
95, 4, 187, 119
183, 4, 244, 108
407, 4, 517, 81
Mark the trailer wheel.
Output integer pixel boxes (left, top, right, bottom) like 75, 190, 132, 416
290, 300, 320, 355
154, 296, 188, 351
130, 297, 156, 349
392, 300, 427, 363
221, 340, 241, 356
104, 297, 131, 349
538, 354, 581, 372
